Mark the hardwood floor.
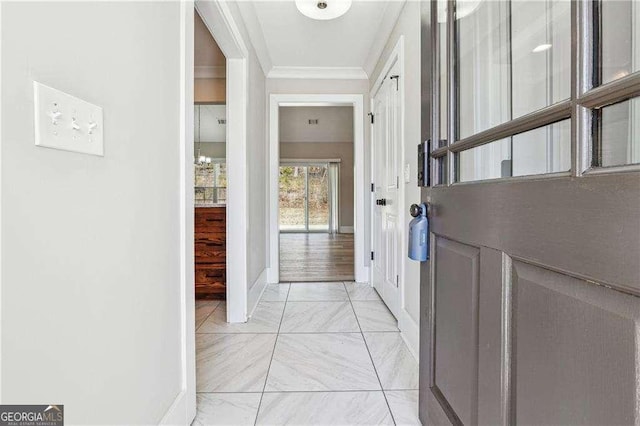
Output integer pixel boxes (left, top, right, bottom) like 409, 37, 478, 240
280, 233, 354, 282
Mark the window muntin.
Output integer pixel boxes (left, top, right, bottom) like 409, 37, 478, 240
433, 0, 639, 186
595, 97, 640, 168
599, 0, 640, 85
456, 0, 571, 139
457, 120, 571, 182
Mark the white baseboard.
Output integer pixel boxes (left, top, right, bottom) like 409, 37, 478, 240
398, 309, 420, 362
247, 268, 268, 317
159, 389, 188, 425
267, 266, 278, 284
339, 226, 354, 234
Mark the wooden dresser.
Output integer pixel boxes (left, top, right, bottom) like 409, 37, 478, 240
195, 206, 226, 299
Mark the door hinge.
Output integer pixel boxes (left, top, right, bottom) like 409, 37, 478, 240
371, 183, 375, 192
371, 251, 375, 261
368, 112, 375, 124
396, 275, 399, 287
397, 176, 399, 189
390, 75, 400, 91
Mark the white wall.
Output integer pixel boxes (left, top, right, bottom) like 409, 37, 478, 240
369, 2, 422, 337
280, 106, 354, 143
266, 79, 370, 275
1, 2, 183, 424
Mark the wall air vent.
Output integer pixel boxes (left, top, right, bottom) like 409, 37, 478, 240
308, 119, 319, 125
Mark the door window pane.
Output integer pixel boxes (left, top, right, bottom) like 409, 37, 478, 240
596, 97, 640, 167
279, 166, 307, 231
457, 0, 571, 139
438, 0, 448, 145
458, 120, 571, 182
307, 166, 329, 232
600, 0, 640, 84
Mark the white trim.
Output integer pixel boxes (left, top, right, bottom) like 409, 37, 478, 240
399, 312, 420, 361
247, 268, 269, 318
339, 226, 354, 234
269, 94, 367, 284
194, 65, 226, 79
196, 1, 248, 58
196, 0, 250, 325
370, 36, 418, 355
279, 102, 354, 107
225, 58, 249, 323
268, 66, 368, 80
280, 158, 342, 163
235, 1, 273, 75
176, 2, 195, 424
363, 1, 406, 78
159, 390, 188, 425
371, 36, 404, 99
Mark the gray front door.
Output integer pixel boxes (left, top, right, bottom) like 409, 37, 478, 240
419, 0, 640, 424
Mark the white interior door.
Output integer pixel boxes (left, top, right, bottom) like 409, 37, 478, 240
371, 64, 401, 318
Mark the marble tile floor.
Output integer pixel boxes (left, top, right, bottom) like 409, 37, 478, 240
194, 281, 420, 425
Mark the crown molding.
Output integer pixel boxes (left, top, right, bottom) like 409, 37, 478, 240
194, 66, 226, 79
267, 66, 368, 80
363, 0, 406, 79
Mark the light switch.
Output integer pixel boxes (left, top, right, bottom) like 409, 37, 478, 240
34, 81, 104, 156
404, 163, 411, 183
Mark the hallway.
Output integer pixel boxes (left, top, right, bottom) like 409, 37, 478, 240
279, 234, 354, 282
194, 281, 419, 425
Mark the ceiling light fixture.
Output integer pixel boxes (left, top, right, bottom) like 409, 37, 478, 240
532, 43, 552, 53
295, 0, 352, 21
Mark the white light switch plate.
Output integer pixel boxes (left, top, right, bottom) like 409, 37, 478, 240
404, 163, 411, 183
34, 81, 104, 156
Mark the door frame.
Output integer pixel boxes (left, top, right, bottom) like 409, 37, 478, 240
369, 36, 420, 354
164, 1, 249, 424
268, 94, 366, 283
195, 0, 249, 324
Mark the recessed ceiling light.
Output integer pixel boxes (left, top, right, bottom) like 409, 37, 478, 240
295, 0, 352, 21
532, 43, 552, 53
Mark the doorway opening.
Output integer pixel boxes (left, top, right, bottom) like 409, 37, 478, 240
193, 9, 227, 301
270, 98, 365, 284
277, 106, 354, 282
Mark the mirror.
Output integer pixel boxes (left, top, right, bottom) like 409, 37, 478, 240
194, 104, 226, 205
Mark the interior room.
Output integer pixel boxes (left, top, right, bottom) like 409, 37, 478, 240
278, 106, 355, 282
193, 10, 227, 301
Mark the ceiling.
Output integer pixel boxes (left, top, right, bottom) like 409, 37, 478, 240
237, 1, 405, 78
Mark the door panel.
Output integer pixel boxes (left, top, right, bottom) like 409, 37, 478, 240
513, 261, 639, 425
420, 0, 640, 423
371, 67, 401, 318
433, 238, 479, 426
384, 213, 399, 290
429, 173, 640, 292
